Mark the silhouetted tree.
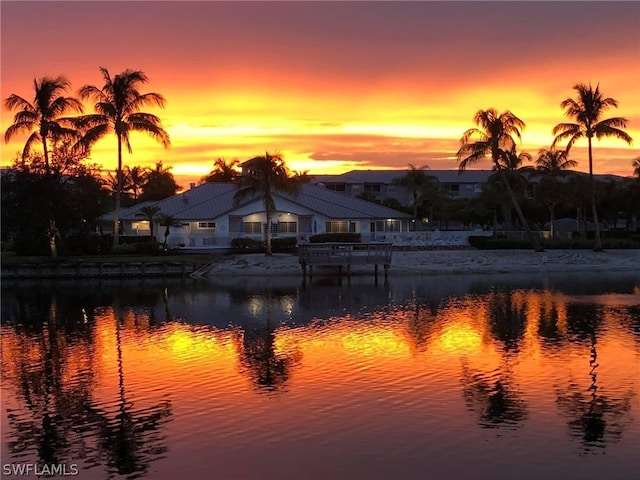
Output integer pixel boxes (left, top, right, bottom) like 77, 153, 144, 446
139, 161, 180, 201
233, 152, 301, 256
553, 83, 633, 250
457, 109, 543, 251
78, 68, 170, 248
201, 157, 240, 183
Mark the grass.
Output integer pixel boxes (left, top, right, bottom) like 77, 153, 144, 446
0, 252, 222, 265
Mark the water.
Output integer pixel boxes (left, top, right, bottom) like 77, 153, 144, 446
2, 272, 639, 480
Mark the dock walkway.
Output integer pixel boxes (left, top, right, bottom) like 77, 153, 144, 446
297, 242, 393, 277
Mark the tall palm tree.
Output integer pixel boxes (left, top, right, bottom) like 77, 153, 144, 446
201, 157, 240, 183
233, 152, 301, 256
552, 83, 633, 251
456, 109, 544, 251
392, 164, 434, 226
4, 76, 83, 256
535, 148, 578, 239
78, 68, 170, 248
4, 76, 83, 173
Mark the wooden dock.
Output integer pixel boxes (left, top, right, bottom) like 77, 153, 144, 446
297, 242, 393, 278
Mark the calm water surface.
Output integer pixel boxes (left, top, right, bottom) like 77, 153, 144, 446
2, 272, 639, 480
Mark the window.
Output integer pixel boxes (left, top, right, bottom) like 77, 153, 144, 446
279, 221, 297, 233
131, 221, 149, 230
197, 222, 216, 229
243, 222, 262, 234
364, 183, 381, 193
374, 220, 400, 232
325, 221, 355, 233
447, 184, 460, 196
326, 183, 346, 192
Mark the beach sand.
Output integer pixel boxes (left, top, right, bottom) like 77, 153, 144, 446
195, 249, 640, 277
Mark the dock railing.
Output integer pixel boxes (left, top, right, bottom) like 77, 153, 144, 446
297, 242, 393, 277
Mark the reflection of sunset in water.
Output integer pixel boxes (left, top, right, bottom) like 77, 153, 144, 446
2, 276, 639, 479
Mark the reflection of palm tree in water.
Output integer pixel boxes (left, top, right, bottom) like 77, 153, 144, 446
38, 295, 66, 463
89, 306, 172, 477
5, 294, 97, 465
238, 293, 302, 393
556, 329, 632, 453
460, 355, 528, 430
457, 289, 529, 429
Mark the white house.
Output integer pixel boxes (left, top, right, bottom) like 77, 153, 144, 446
102, 182, 414, 249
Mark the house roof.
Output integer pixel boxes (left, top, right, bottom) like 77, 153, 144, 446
104, 182, 412, 221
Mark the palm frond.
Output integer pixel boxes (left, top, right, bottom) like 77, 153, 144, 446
49, 96, 83, 117
127, 117, 170, 148
594, 125, 633, 144
22, 131, 41, 159
77, 124, 111, 150
4, 94, 35, 112
78, 84, 103, 101
4, 121, 36, 143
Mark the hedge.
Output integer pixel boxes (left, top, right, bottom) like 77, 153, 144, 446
309, 233, 361, 243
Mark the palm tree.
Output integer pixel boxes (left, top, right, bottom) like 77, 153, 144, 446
233, 152, 301, 256
139, 161, 180, 201
535, 148, 578, 239
201, 157, 240, 183
124, 165, 147, 201
136, 205, 160, 237
4, 76, 83, 173
632, 157, 640, 179
158, 213, 181, 249
78, 68, 170, 249
552, 83, 633, 251
392, 164, 434, 227
456, 108, 544, 251
4, 76, 83, 257
536, 148, 577, 174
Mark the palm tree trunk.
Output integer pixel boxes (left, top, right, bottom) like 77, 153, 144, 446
588, 137, 603, 251
42, 136, 59, 258
265, 199, 272, 256
498, 170, 544, 252
113, 135, 122, 249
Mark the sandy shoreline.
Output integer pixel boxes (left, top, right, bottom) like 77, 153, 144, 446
195, 249, 640, 277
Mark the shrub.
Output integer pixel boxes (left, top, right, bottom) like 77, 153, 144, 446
60, 234, 112, 256
271, 237, 298, 253
111, 244, 136, 254
13, 229, 49, 256
309, 233, 361, 243
468, 236, 490, 249
133, 241, 163, 255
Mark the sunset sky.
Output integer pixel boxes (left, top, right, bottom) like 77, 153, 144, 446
2, 1, 639, 186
